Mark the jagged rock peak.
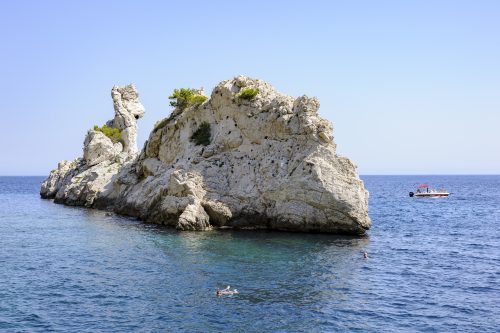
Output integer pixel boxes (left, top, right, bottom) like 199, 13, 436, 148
41, 84, 144, 206
107, 84, 145, 155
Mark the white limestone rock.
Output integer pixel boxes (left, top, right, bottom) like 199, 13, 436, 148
107, 84, 145, 155
41, 77, 371, 235
83, 130, 122, 167
53, 160, 121, 207
40, 84, 143, 207
40, 160, 81, 199
106, 76, 370, 234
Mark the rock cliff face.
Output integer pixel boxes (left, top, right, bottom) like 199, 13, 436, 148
41, 77, 371, 235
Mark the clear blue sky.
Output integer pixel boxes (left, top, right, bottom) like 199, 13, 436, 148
1, 0, 499, 175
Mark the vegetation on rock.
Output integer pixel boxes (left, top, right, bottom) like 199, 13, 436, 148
238, 88, 259, 100
153, 118, 169, 131
169, 88, 208, 110
190, 122, 211, 146
93, 125, 122, 143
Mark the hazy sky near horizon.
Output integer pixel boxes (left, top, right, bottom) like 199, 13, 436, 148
1, 0, 499, 175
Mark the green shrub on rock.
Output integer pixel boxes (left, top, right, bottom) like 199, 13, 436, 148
238, 88, 259, 100
190, 94, 208, 105
153, 118, 169, 131
190, 122, 211, 146
93, 125, 122, 143
169, 88, 207, 110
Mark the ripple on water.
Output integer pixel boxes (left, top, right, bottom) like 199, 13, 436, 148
0, 176, 499, 332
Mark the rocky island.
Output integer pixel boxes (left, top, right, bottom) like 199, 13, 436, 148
41, 76, 371, 235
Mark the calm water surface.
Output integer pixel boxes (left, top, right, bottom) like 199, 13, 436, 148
0, 176, 499, 332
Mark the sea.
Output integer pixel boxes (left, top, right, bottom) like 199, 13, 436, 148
0, 176, 499, 332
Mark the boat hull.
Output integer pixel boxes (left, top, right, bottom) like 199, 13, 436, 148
414, 193, 449, 197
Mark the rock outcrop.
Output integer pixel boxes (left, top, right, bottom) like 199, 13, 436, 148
107, 85, 145, 155
41, 77, 371, 235
40, 84, 144, 207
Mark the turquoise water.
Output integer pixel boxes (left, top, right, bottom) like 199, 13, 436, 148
1, 176, 499, 332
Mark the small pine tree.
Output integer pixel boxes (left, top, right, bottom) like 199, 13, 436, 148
169, 88, 207, 110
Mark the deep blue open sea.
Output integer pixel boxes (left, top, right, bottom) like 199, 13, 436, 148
0, 176, 499, 332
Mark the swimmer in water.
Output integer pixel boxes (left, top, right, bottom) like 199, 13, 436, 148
216, 286, 238, 296
363, 252, 368, 259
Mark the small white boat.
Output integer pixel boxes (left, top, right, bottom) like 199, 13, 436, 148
410, 184, 449, 197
